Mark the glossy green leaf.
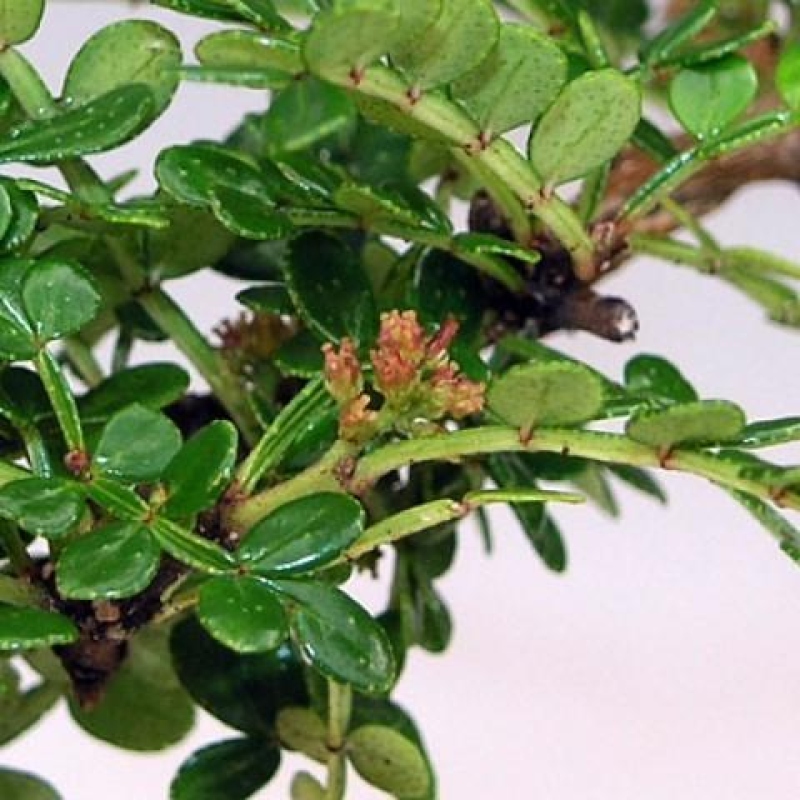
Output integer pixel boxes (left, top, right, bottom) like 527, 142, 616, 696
304, 0, 401, 80
149, 517, 237, 573
669, 55, 757, 140
86, 477, 149, 521
733, 417, 800, 449
640, 0, 716, 65
0, 258, 36, 360
0, 477, 85, 540
728, 489, 800, 559
263, 76, 355, 155
623, 353, 697, 404
56, 522, 159, 601
161, 421, 238, 518
155, 143, 271, 205
237, 283, 293, 315
0, 770, 60, 800
221, 0, 288, 30
171, 617, 308, 735
286, 232, 378, 345
79, 364, 190, 422
529, 69, 640, 186
488, 361, 606, 429
0, 606, 78, 651
94, 404, 182, 483
777, 43, 800, 111
0, 183, 13, 243
626, 400, 746, 448
487, 454, 566, 571
271, 579, 395, 693
70, 628, 195, 751
63, 21, 181, 117
274, 330, 324, 377
0, 0, 44, 45
0, 679, 60, 747
209, 185, 293, 240
391, 0, 499, 90
22, 259, 100, 342
0, 181, 39, 254
276, 707, 328, 762
0, 86, 155, 165
171, 737, 281, 800
195, 29, 301, 77
348, 724, 432, 799
453, 24, 567, 134
198, 576, 288, 653
414, 580, 451, 654
239, 493, 364, 576
152, 0, 244, 22
607, 464, 667, 504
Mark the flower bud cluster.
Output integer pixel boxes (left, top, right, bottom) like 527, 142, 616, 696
323, 310, 485, 442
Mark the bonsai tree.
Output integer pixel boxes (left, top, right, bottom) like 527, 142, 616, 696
1, 0, 799, 796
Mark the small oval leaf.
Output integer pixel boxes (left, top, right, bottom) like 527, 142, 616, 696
529, 69, 641, 186
623, 353, 697, 404
669, 55, 758, 140
777, 43, 800, 111
56, 522, 160, 601
0, 606, 78, 652
348, 724, 432, 799
0, 770, 60, 800
0, 478, 85, 540
488, 361, 606, 429
270, 579, 395, 693
198, 576, 288, 654
238, 493, 364, 577
0, 0, 45, 45
626, 399, 746, 448
276, 707, 329, 763
63, 20, 182, 118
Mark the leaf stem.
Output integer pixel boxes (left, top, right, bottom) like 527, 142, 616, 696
35, 348, 84, 453
324, 680, 351, 800
63, 337, 104, 388
0, 521, 33, 574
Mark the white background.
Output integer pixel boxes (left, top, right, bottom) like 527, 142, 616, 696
5, 2, 800, 798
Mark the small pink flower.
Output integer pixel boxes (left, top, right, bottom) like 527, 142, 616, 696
377, 311, 426, 366
425, 316, 460, 364
430, 364, 486, 419
339, 394, 380, 442
323, 339, 363, 404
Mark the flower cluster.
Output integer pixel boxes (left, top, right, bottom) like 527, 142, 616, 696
323, 311, 485, 442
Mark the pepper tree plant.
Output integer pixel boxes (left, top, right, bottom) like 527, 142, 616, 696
0, 0, 799, 797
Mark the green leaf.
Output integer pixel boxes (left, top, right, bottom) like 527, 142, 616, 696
0, 606, 78, 651
198, 576, 288, 653
488, 361, 606, 429
728, 489, 800, 559
0, 86, 156, 165
0, 770, 60, 800
303, 0, 401, 80
22, 259, 100, 342
56, 522, 160, 601
237, 283, 293, 315
274, 329, 324, 377
271, 579, 395, 693
669, 55, 757, 140
453, 24, 567, 135
640, 0, 716, 65
86, 477, 149, 521
156, 144, 272, 208
0, 258, 36, 360
161, 421, 238, 518
348, 724, 432, 799
0, 181, 39, 254
623, 353, 697, 404
238, 493, 364, 577
63, 20, 182, 118
777, 43, 800, 111
388, 0, 441, 56
607, 464, 667, 504
487, 454, 566, 571
263, 76, 355, 155
286, 232, 378, 345
626, 400, 746, 449
0, 477, 85, 540
93, 404, 182, 483
79, 364, 190, 422
171, 738, 281, 800
414, 580, 451, 654
0, 0, 44, 45
733, 417, 800, 449
0, 182, 13, 243
70, 628, 195, 751
153, 0, 245, 22
171, 617, 308, 735
209, 185, 293, 240
195, 29, 302, 80
149, 517, 236, 573
0, 679, 60, 747
218, 0, 289, 30
391, 0, 500, 90
291, 772, 326, 800
276, 707, 329, 762
529, 69, 641, 186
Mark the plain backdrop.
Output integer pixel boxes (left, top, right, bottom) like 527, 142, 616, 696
4, 3, 800, 799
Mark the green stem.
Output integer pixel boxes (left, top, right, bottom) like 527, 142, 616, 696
20, 424, 52, 477
336, 66, 594, 270
35, 347, 84, 453
0, 521, 32, 573
63, 337, 104, 388
137, 289, 260, 444
324, 680, 351, 800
